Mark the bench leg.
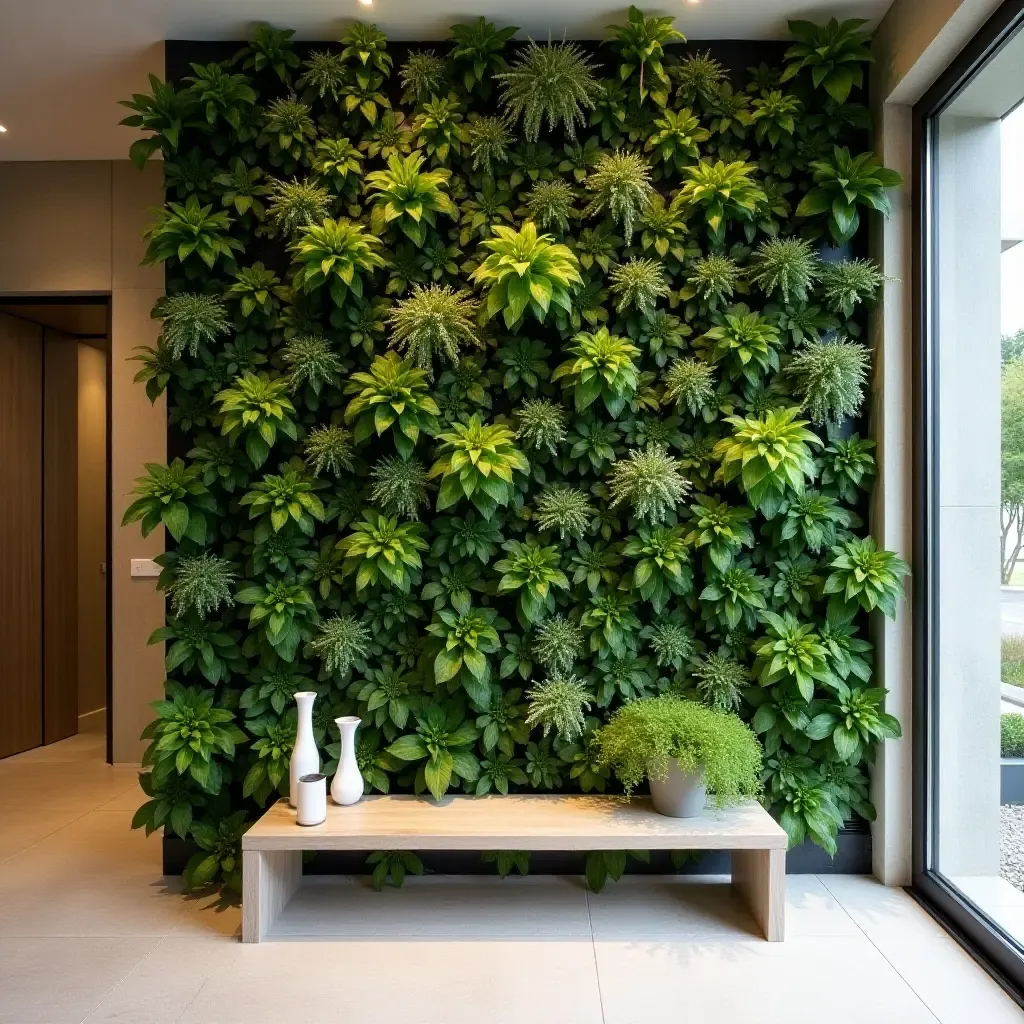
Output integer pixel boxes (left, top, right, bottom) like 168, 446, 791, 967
732, 848, 785, 941
242, 849, 302, 943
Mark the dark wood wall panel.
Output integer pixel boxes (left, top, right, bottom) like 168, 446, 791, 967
0, 313, 43, 758
43, 331, 79, 744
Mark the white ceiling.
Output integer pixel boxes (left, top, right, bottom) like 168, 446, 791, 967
0, 1, 893, 161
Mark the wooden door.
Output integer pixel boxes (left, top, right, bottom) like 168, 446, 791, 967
43, 331, 79, 743
0, 313, 43, 758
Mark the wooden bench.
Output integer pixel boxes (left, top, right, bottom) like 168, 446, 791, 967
241, 794, 788, 943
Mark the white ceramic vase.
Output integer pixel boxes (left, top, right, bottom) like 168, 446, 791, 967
648, 761, 706, 818
331, 716, 364, 806
289, 691, 320, 808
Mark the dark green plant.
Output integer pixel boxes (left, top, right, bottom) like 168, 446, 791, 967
607, 5, 685, 106
214, 371, 298, 469
290, 218, 386, 309
387, 703, 480, 800
367, 850, 426, 889
449, 17, 518, 96
1002, 714, 1024, 758
143, 196, 243, 270
495, 538, 570, 625
337, 512, 428, 594
122, 459, 216, 543
553, 327, 640, 417
824, 538, 910, 618
184, 811, 249, 893
782, 18, 873, 103
797, 147, 903, 245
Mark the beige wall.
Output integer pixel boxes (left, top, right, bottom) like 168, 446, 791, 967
77, 342, 107, 720
0, 159, 165, 762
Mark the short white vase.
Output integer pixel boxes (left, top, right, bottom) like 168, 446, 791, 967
289, 691, 320, 808
331, 716, 364, 806
648, 761, 706, 818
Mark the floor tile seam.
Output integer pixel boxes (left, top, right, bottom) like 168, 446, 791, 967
584, 887, 608, 1024
0, 805, 103, 868
815, 875, 944, 1023
812, 872, 874, 933
75, 933, 171, 1024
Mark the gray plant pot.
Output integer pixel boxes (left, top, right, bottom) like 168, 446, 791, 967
648, 761, 707, 817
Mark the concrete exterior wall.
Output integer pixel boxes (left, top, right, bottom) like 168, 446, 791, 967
0, 159, 165, 763
933, 114, 1003, 876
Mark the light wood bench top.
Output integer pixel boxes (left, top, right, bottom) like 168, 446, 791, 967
243, 794, 788, 852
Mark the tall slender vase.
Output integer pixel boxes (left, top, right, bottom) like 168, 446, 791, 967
289, 692, 319, 808
331, 716, 364, 806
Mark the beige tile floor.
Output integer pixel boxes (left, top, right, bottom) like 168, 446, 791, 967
1, 734, 1023, 1024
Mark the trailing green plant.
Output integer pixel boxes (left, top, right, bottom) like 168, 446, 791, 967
595, 695, 762, 802
126, 15, 910, 880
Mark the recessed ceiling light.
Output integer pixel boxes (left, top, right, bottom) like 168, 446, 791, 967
0, 125, 7, 133
357, 0, 372, 5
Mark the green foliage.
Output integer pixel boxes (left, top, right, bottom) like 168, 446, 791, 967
1002, 714, 1024, 758
584, 151, 654, 243
368, 850, 425, 889
797, 147, 903, 245
608, 445, 690, 523
526, 674, 593, 741
788, 339, 870, 427
715, 408, 820, 517
122, 459, 216, 543
153, 293, 230, 360
472, 221, 583, 329
126, 18, 909, 877
429, 416, 530, 518
783, 18, 873, 104
498, 41, 601, 142
184, 811, 249, 893
290, 217, 386, 309
388, 285, 479, 375
595, 695, 762, 802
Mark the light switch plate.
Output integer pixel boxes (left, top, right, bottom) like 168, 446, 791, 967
130, 558, 161, 578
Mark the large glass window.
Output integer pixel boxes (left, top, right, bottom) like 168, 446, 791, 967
916, 2, 1024, 993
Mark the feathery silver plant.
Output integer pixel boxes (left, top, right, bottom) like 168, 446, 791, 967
692, 652, 747, 711
167, 554, 236, 618
788, 338, 871, 427
663, 358, 716, 416
154, 293, 230, 360
304, 424, 354, 477
266, 177, 331, 235
746, 237, 820, 303
371, 456, 430, 520
497, 40, 602, 142
525, 673, 592, 741
687, 254, 740, 307
311, 615, 372, 676
535, 484, 593, 539
645, 619, 695, 670
516, 399, 568, 455
583, 150, 655, 244
609, 257, 670, 315
466, 115, 513, 175
819, 258, 885, 317
608, 445, 691, 523
388, 284, 480, 377
400, 50, 447, 103
533, 615, 584, 674
281, 334, 342, 394
525, 178, 577, 233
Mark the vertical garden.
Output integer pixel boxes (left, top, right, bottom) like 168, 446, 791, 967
123, 9, 909, 891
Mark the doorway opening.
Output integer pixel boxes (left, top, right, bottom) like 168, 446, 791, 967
0, 296, 112, 763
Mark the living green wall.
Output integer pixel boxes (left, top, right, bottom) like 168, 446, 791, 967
124, 11, 908, 891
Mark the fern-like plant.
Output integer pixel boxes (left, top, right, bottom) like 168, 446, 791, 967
516, 399, 568, 455
609, 257, 670, 315
371, 457, 430, 520
498, 40, 601, 141
153, 293, 230, 360
524, 178, 577, 233
526, 675, 593, 741
608, 445, 690, 523
788, 339, 870, 427
583, 150, 655, 243
535, 485, 593, 539
747, 237, 820, 303
820, 258, 884, 316
266, 177, 330, 235
388, 284, 479, 376
663, 358, 716, 418
400, 50, 447, 103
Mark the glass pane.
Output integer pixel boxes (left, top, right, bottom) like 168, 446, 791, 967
932, 27, 1024, 942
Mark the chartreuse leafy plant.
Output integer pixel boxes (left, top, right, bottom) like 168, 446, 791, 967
595, 695, 762, 803
127, 14, 909, 883
471, 221, 583, 328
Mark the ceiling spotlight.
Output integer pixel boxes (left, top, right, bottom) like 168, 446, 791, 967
357, 0, 372, 5
0, 125, 7, 133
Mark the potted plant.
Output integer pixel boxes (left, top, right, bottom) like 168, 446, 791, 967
595, 695, 763, 817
